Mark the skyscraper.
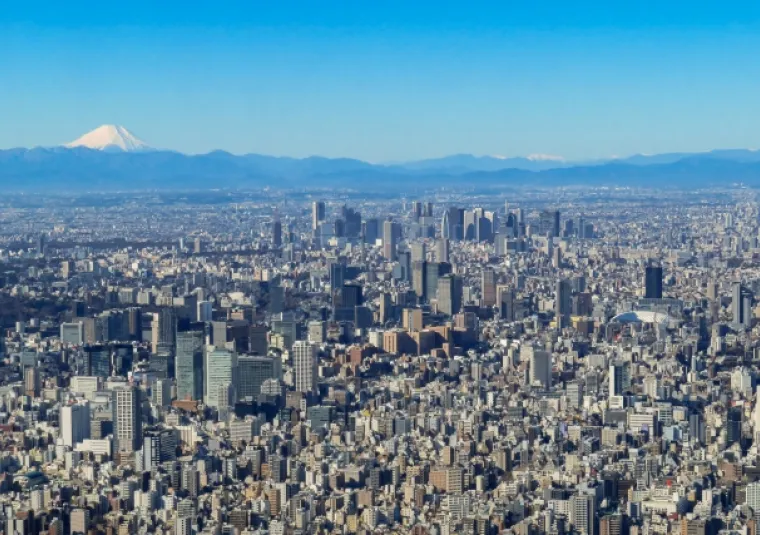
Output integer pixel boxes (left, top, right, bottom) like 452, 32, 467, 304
609, 361, 631, 396
60, 401, 91, 447
528, 348, 552, 389
732, 282, 753, 330
152, 307, 177, 355
176, 323, 205, 401
238, 355, 282, 401
436, 238, 450, 263
539, 210, 561, 238
482, 269, 496, 308
293, 341, 318, 394
437, 274, 462, 316
205, 348, 237, 409
115, 386, 142, 454
312, 201, 325, 232
645, 264, 663, 299
271, 218, 282, 247
555, 279, 572, 329
383, 220, 398, 261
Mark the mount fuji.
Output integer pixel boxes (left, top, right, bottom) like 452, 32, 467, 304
65, 124, 151, 152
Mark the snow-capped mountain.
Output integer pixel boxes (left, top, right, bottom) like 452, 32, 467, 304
65, 125, 150, 152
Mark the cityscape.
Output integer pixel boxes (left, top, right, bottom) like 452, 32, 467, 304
1, 184, 760, 535
4, 2, 760, 535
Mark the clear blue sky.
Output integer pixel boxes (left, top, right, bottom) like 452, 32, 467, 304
2, 1, 760, 161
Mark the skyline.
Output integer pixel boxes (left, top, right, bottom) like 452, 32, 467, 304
3, 1, 760, 160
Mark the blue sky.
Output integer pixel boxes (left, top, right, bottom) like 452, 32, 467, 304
2, 1, 760, 161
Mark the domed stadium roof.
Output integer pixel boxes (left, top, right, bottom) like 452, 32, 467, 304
611, 310, 669, 325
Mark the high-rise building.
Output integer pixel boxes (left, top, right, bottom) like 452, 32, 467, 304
141, 428, 177, 472
570, 494, 596, 535
312, 201, 326, 231
272, 218, 282, 247
152, 307, 177, 355
196, 300, 213, 322
645, 264, 663, 299
555, 279, 572, 329
425, 262, 451, 303
308, 321, 326, 344
70, 508, 90, 535
61, 322, 84, 345
293, 341, 318, 394
733, 282, 753, 330
437, 274, 462, 316
411, 242, 426, 263
238, 355, 282, 401
527, 347, 552, 389
115, 386, 142, 454
383, 220, 398, 261
727, 405, 743, 445
85, 345, 111, 378
204, 348, 237, 409
436, 238, 450, 263
24, 366, 40, 397
539, 210, 561, 238
609, 361, 631, 396
176, 324, 205, 401
482, 269, 496, 308
60, 401, 91, 447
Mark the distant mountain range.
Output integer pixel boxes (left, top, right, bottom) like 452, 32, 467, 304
1, 124, 760, 191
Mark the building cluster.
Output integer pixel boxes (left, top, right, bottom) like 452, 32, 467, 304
1, 189, 760, 535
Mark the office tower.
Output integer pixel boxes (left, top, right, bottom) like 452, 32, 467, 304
115, 386, 142, 453
197, 300, 212, 322
193, 237, 203, 254
570, 494, 596, 535
205, 348, 237, 409
539, 210, 561, 238
312, 201, 325, 231
412, 261, 427, 299
555, 279, 572, 329
379, 293, 393, 325
70, 508, 90, 535
24, 366, 40, 397
727, 406, 743, 445
85, 345, 111, 378
645, 264, 663, 299
528, 348, 552, 389
238, 355, 282, 401
37, 233, 47, 256
141, 428, 177, 472
293, 341, 318, 394
308, 321, 326, 344
383, 220, 397, 261
271, 218, 282, 247
609, 361, 631, 396
411, 201, 422, 219
402, 308, 424, 332
112, 344, 134, 376
442, 206, 461, 240
152, 307, 177, 355
61, 322, 84, 345
498, 287, 516, 321
437, 274, 462, 316
153, 378, 172, 407
482, 269, 496, 308
341, 205, 362, 238
411, 242, 426, 263
732, 282, 753, 330
329, 262, 346, 290
437, 238, 450, 263
60, 401, 91, 447
363, 217, 380, 244
425, 261, 451, 302
423, 202, 434, 217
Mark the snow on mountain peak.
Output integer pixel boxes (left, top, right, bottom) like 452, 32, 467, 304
526, 153, 565, 162
65, 125, 150, 152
